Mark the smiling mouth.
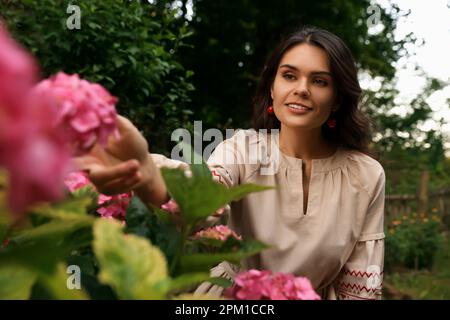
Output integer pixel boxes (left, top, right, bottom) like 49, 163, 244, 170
285, 103, 312, 111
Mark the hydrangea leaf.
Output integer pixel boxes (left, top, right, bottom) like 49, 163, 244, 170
0, 264, 36, 299
93, 219, 169, 299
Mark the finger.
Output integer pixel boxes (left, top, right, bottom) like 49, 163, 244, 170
89, 159, 140, 185
116, 115, 133, 131
96, 171, 142, 195
70, 155, 103, 172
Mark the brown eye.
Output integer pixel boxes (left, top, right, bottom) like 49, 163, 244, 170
282, 73, 296, 81
313, 78, 328, 86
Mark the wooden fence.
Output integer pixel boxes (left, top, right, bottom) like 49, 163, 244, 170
385, 170, 450, 226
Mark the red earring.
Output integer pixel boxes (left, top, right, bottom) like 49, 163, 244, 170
267, 106, 274, 114
327, 118, 337, 128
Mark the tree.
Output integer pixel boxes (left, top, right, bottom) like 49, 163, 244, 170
177, 0, 413, 129
0, 0, 195, 153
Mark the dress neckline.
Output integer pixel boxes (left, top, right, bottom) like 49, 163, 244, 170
269, 131, 347, 172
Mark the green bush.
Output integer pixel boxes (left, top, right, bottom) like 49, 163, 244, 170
0, 0, 194, 153
0, 157, 272, 299
385, 213, 444, 270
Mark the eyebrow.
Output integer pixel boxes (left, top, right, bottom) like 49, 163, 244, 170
279, 64, 332, 77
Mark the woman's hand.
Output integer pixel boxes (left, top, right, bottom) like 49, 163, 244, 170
72, 115, 168, 205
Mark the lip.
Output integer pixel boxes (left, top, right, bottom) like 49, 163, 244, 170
285, 103, 313, 114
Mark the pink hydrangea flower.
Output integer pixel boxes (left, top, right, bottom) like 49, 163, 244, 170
64, 171, 91, 192
227, 269, 273, 300
194, 225, 242, 241
30, 72, 119, 156
225, 269, 321, 300
63, 171, 131, 220
97, 193, 131, 220
0, 23, 71, 215
160, 199, 180, 214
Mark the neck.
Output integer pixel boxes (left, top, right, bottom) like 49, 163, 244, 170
278, 125, 336, 160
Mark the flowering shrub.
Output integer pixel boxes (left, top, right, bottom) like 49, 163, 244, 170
0, 24, 316, 301
0, 23, 71, 215
385, 212, 444, 270
64, 171, 131, 221
225, 269, 321, 300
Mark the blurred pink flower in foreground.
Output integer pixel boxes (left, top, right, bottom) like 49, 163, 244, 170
30, 72, 119, 156
64, 171, 131, 220
0, 23, 71, 215
194, 225, 242, 241
0, 22, 38, 110
0, 23, 121, 215
225, 269, 321, 300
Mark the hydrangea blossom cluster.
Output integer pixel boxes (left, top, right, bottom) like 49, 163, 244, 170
225, 269, 321, 300
64, 171, 131, 220
194, 225, 242, 241
30, 72, 119, 156
0, 23, 120, 215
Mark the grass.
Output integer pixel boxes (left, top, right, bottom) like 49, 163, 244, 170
384, 232, 450, 299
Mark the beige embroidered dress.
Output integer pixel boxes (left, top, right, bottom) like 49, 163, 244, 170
152, 129, 385, 300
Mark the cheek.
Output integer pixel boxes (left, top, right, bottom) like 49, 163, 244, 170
313, 88, 335, 111
272, 80, 290, 103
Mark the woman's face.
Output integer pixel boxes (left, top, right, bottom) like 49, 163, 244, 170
271, 43, 337, 130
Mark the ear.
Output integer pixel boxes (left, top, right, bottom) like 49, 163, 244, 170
270, 86, 274, 101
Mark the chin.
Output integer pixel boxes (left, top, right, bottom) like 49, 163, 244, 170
281, 121, 314, 130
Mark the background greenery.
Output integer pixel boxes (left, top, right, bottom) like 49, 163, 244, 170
2, 0, 448, 193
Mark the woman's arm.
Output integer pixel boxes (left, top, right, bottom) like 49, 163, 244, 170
131, 154, 169, 206
73, 115, 169, 207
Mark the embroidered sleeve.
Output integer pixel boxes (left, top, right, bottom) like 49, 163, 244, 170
334, 239, 384, 300
334, 166, 386, 300
207, 133, 245, 188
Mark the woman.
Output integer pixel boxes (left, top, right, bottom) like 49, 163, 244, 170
77, 26, 385, 300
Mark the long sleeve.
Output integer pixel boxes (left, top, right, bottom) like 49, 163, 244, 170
206, 130, 247, 188
329, 167, 386, 300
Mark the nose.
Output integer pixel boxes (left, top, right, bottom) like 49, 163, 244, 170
294, 77, 310, 98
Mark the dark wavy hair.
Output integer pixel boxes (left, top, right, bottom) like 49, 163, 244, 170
252, 26, 373, 156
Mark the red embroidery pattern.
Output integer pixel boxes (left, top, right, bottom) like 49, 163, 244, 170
342, 269, 384, 278
337, 281, 383, 294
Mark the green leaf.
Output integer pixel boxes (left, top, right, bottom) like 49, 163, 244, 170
179, 239, 269, 273
0, 189, 12, 241
93, 219, 169, 299
125, 197, 181, 268
162, 167, 273, 224
0, 219, 93, 275
31, 196, 94, 220
0, 264, 36, 299
164, 272, 211, 292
